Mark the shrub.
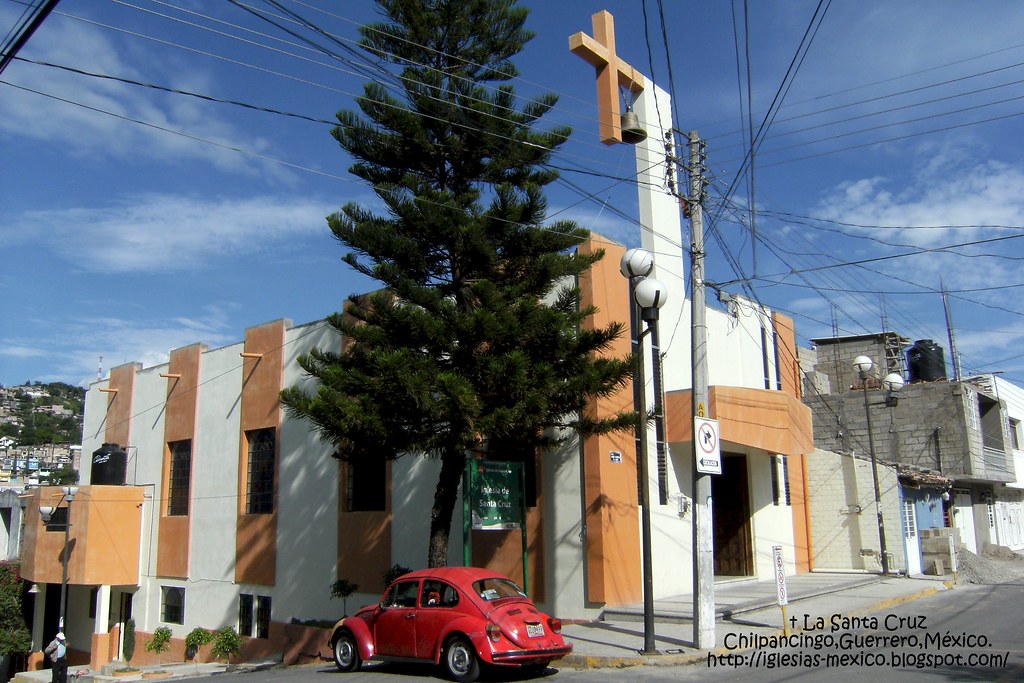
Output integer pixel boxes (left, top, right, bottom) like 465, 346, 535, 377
330, 578, 358, 615
0, 561, 31, 656
123, 619, 136, 664
145, 626, 171, 664
210, 627, 243, 663
382, 564, 412, 586
184, 628, 212, 660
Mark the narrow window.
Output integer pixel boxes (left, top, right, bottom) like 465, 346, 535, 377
238, 594, 254, 637
161, 587, 185, 624
782, 455, 791, 505
43, 506, 68, 532
772, 456, 791, 506
347, 456, 386, 512
903, 499, 917, 540
246, 428, 275, 514
255, 596, 271, 639
167, 440, 192, 516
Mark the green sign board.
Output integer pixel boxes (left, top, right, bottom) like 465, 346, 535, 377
462, 459, 530, 595
468, 460, 522, 530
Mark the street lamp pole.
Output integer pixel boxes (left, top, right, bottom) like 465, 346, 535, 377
620, 249, 667, 655
39, 485, 78, 629
853, 357, 903, 575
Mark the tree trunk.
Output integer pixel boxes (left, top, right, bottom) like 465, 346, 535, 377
428, 449, 466, 568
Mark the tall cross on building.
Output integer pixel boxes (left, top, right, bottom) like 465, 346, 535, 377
569, 10, 647, 145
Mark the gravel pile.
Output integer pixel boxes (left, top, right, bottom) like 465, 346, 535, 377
955, 546, 1024, 585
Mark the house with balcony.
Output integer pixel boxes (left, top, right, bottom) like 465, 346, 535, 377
803, 332, 1019, 572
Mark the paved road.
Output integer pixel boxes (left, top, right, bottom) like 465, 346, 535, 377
167, 583, 1024, 683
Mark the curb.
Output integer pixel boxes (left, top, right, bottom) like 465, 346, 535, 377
556, 580, 955, 670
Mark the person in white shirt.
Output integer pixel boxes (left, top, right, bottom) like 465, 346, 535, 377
44, 632, 67, 683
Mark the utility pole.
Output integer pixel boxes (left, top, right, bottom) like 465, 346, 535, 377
688, 131, 715, 648
941, 279, 961, 381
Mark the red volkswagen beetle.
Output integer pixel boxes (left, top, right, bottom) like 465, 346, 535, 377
328, 567, 572, 682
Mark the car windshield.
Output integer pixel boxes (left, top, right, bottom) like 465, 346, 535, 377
472, 577, 527, 601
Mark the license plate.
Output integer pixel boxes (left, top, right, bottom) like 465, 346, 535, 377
526, 623, 545, 638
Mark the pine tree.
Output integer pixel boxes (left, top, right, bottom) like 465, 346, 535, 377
282, 0, 634, 569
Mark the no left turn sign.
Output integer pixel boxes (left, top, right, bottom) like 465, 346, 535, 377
694, 417, 722, 475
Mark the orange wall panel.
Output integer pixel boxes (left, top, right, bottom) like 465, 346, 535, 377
156, 515, 189, 578
773, 312, 801, 399
158, 344, 203, 578
21, 486, 143, 586
104, 363, 140, 448
788, 452, 811, 572
163, 344, 203, 442
235, 320, 286, 586
338, 461, 391, 594
577, 237, 643, 606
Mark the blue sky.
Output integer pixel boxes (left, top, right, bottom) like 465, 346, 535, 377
3, 0, 1024, 387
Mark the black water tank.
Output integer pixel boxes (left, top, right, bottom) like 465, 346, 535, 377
91, 443, 127, 485
907, 339, 946, 382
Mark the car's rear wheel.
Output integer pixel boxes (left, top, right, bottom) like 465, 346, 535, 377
332, 630, 360, 672
441, 636, 480, 683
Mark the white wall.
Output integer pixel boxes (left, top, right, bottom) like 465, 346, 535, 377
540, 435, 591, 617
748, 453, 798, 580
806, 449, 904, 572
391, 455, 465, 572
275, 321, 341, 623
992, 376, 1024, 549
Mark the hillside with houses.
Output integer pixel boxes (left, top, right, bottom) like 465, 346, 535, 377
0, 383, 84, 484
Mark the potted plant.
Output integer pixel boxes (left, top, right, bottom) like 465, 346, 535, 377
210, 627, 243, 666
118, 619, 138, 673
144, 626, 171, 668
184, 627, 211, 661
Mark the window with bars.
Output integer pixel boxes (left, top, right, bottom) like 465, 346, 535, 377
167, 440, 192, 516
246, 428, 275, 514
256, 596, 271, 638
903, 499, 917, 540
161, 586, 185, 624
43, 506, 68, 532
1009, 419, 1021, 450
238, 593, 271, 639
772, 455, 791, 506
238, 594, 253, 637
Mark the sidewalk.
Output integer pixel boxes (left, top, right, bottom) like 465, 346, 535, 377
12, 659, 277, 683
11, 572, 955, 682
557, 571, 955, 668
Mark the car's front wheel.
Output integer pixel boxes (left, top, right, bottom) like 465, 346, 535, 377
441, 636, 480, 683
332, 630, 360, 672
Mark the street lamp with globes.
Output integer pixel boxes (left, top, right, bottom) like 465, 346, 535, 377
619, 248, 667, 654
38, 485, 79, 629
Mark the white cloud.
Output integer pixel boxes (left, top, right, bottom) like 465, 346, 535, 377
0, 346, 47, 359
0, 13, 286, 178
9, 193, 335, 273
4, 305, 240, 387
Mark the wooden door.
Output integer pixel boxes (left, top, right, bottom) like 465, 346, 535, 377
712, 454, 753, 576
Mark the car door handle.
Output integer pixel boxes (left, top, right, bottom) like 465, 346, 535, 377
405, 613, 416, 619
